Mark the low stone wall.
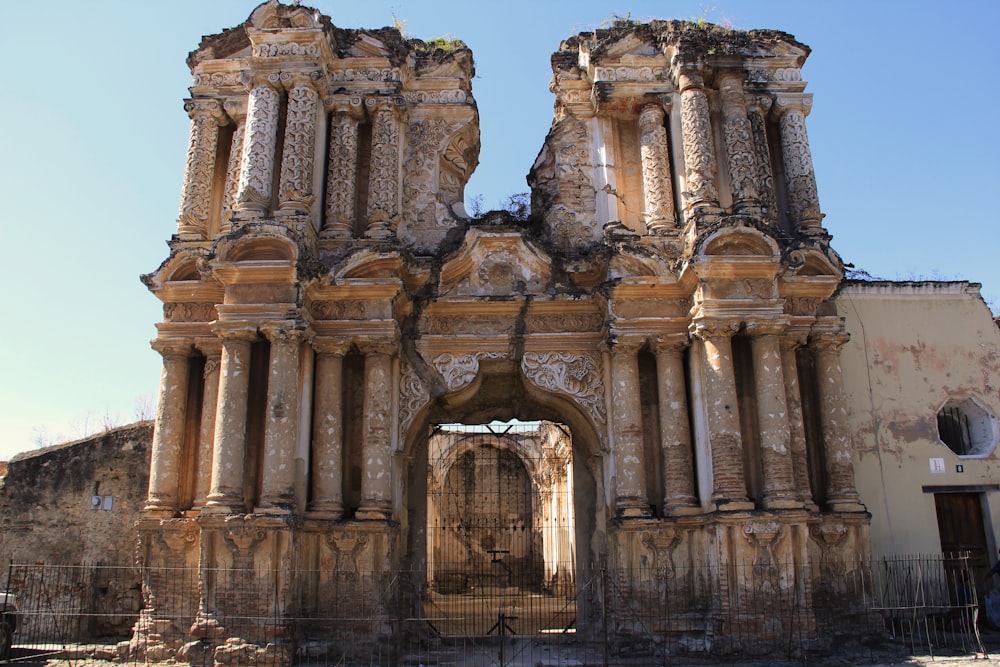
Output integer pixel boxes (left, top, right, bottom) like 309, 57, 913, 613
0, 422, 152, 567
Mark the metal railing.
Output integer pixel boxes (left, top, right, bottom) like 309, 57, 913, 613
0, 553, 989, 665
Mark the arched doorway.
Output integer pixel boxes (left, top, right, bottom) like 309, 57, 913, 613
424, 420, 576, 635
401, 363, 606, 638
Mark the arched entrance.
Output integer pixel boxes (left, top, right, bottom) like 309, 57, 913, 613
401, 362, 606, 638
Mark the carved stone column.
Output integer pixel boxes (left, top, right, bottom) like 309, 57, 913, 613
609, 339, 652, 519
193, 341, 222, 509
652, 336, 699, 515
780, 332, 818, 510
690, 320, 752, 511
145, 340, 194, 516
773, 94, 824, 235
676, 65, 721, 221
308, 338, 350, 519
746, 95, 777, 224
811, 327, 866, 513
204, 325, 257, 513
322, 99, 363, 238
257, 325, 307, 513
220, 99, 247, 233
277, 74, 320, 216
746, 321, 800, 509
638, 102, 677, 234
177, 99, 226, 239
717, 71, 760, 215
365, 97, 401, 239
356, 340, 395, 521
235, 80, 281, 217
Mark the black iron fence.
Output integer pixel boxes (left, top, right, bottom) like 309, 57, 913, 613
0, 554, 989, 666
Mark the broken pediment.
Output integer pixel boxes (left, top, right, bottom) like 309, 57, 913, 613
249, 1, 322, 31
438, 229, 552, 297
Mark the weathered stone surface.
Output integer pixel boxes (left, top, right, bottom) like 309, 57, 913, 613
0, 422, 152, 566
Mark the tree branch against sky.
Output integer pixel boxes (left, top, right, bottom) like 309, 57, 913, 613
0, 0, 997, 460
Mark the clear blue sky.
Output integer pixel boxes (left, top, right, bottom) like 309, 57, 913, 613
1, 1, 997, 460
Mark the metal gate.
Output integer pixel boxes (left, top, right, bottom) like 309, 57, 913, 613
420, 420, 578, 657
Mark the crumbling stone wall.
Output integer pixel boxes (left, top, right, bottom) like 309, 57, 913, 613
0, 422, 152, 566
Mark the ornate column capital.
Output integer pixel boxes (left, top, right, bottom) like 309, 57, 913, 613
744, 318, 790, 338
609, 337, 644, 356
183, 98, 227, 123
312, 336, 352, 356
745, 94, 773, 114
689, 319, 740, 341
325, 95, 366, 122
772, 93, 814, 119
212, 322, 259, 342
194, 338, 223, 358
811, 330, 850, 353
357, 337, 398, 356
151, 338, 194, 359
779, 331, 810, 352
651, 333, 690, 355
260, 323, 312, 346
223, 97, 248, 122
674, 61, 706, 92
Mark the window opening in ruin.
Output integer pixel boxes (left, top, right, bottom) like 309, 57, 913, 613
425, 419, 577, 636
936, 398, 999, 458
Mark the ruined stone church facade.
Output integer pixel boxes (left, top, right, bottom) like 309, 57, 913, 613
139, 0, 870, 654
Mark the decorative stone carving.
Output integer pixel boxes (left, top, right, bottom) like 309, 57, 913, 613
235, 83, 280, 215
432, 352, 505, 391
159, 523, 199, 555
677, 68, 719, 214
717, 73, 759, 213
398, 360, 430, 443
220, 118, 245, 231
325, 532, 369, 579
593, 66, 667, 81
402, 118, 462, 236
522, 352, 606, 425
330, 68, 401, 83
193, 72, 244, 88
253, 42, 320, 58
775, 95, 822, 232
312, 300, 366, 320
178, 99, 225, 237
744, 522, 783, 579
525, 312, 605, 334
404, 90, 469, 105
638, 103, 676, 233
323, 106, 360, 237
424, 315, 515, 336
746, 95, 777, 224
642, 528, 680, 580
366, 98, 402, 238
164, 302, 218, 322
277, 79, 320, 214
223, 517, 265, 568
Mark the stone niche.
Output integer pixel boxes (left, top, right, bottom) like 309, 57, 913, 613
137, 1, 870, 662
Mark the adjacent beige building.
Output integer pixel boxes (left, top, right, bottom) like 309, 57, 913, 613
840, 281, 1000, 575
